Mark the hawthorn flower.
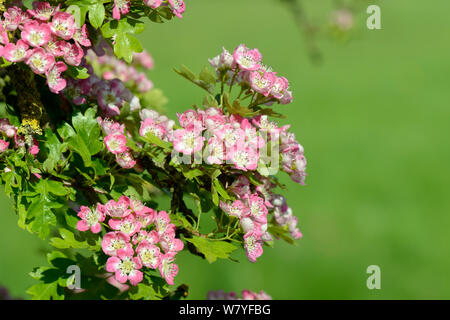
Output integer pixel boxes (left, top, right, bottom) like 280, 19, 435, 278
113, 0, 131, 20
270, 76, 289, 100
244, 229, 263, 262
220, 200, 249, 219
209, 47, 234, 70
168, 0, 186, 18
248, 70, 276, 97
104, 132, 128, 154
76, 205, 106, 234
46, 61, 67, 93
26, 47, 55, 74
247, 194, 268, 224
172, 128, 205, 155
0, 119, 16, 138
115, 151, 136, 169
132, 229, 159, 246
159, 232, 184, 254
136, 242, 161, 269
0, 139, 9, 153
159, 253, 179, 285
155, 211, 175, 236
102, 231, 132, 256
109, 215, 141, 237
50, 12, 77, 40
21, 20, 51, 47
3, 40, 29, 62
73, 25, 91, 47
206, 137, 225, 165
106, 247, 143, 285
27, 2, 59, 21
233, 44, 262, 71
143, 0, 163, 9
44, 35, 69, 57
2, 7, 25, 32
64, 42, 84, 66
139, 118, 167, 139
228, 145, 259, 171
98, 118, 125, 135
104, 196, 131, 218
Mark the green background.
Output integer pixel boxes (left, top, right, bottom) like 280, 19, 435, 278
1, 0, 450, 299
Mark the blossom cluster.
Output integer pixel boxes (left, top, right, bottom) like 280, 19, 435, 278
98, 117, 137, 169
207, 289, 271, 300
0, 2, 91, 93
64, 63, 141, 117
87, 49, 154, 94
209, 44, 293, 105
0, 118, 39, 155
220, 174, 302, 262
113, 0, 186, 20
139, 106, 307, 184
75, 195, 183, 286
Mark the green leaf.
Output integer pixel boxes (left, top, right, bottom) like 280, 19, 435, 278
26, 282, 63, 300
88, 3, 105, 29
50, 228, 89, 249
66, 65, 90, 80
185, 237, 237, 263
114, 32, 143, 63
129, 283, 160, 300
68, 108, 103, 167
199, 67, 217, 86
142, 132, 173, 151
42, 129, 67, 172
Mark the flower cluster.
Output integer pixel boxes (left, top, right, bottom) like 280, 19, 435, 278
113, 0, 186, 20
209, 44, 293, 105
87, 49, 154, 94
0, 118, 39, 155
98, 117, 137, 169
139, 106, 307, 184
64, 63, 140, 117
75, 196, 183, 286
220, 174, 302, 262
0, 3, 91, 93
207, 289, 271, 300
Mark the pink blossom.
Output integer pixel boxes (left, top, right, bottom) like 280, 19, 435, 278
233, 44, 262, 71
73, 24, 91, 47
21, 20, 51, 47
50, 12, 77, 40
26, 47, 55, 74
168, 0, 185, 18
76, 205, 106, 234
155, 211, 175, 236
159, 232, 184, 254
206, 137, 225, 165
133, 50, 154, 69
46, 61, 67, 93
27, 2, 59, 21
159, 253, 179, 285
106, 247, 143, 285
209, 47, 235, 70
115, 151, 136, 169
3, 7, 27, 31
132, 230, 159, 246
0, 25, 9, 45
246, 194, 268, 224
0, 140, 9, 153
104, 132, 128, 154
3, 40, 29, 62
228, 144, 259, 171
220, 200, 249, 219
172, 128, 205, 155
270, 76, 289, 99
109, 214, 141, 237
0, 119, 16, 138
113, 0, 131, 20
44, 35, 69, 57
102, 231, 132, 256
97, 118, 125, 135
139, 118, 167, 139
248, 70, 276, 97
143, 0, 163, 9
63, 42, 84, 66
136, 241, 161, 269
105, 196, 131, 218
244, 229, 263, 262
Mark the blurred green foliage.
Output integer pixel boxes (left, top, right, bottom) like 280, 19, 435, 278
1, 0, 450, 299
